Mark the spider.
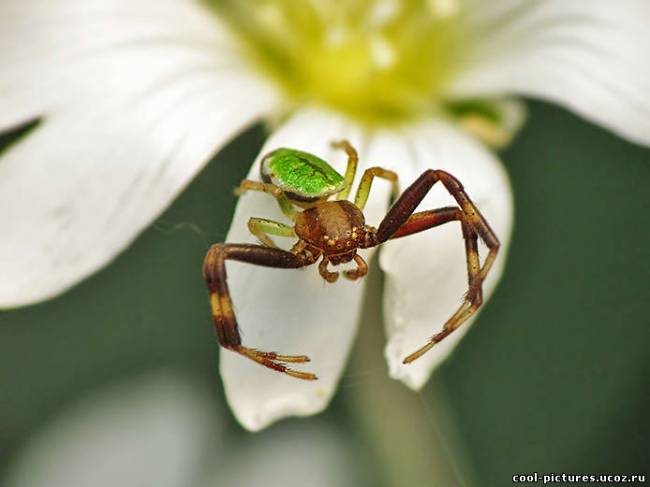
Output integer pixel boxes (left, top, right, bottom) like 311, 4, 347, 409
203, 140, 499, 380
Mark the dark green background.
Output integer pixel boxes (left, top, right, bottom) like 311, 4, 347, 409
1, 100, 648, 485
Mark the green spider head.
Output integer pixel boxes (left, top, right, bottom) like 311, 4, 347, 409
260, 148, 346, 202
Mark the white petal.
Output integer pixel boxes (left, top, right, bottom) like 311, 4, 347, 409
380, 121, 513, 389
220, 107, 398, 431
0, 60, 277, 307
204, 422, 360, 487
0, 0, 279, 307
0, 0, 242, 130
453, 0, 650, 146
4, 371, 216, 487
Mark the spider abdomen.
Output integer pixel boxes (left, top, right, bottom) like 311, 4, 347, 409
295, 200, 365, 257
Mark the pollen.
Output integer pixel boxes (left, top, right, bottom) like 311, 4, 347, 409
216, 0, 465, 125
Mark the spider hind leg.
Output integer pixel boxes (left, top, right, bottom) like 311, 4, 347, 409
247, 217, 295, 247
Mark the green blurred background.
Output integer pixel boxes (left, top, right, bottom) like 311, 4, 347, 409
1, 100, 648, 486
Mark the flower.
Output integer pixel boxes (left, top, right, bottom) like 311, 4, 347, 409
1, 0, 649, 431
3, 371, 360, 487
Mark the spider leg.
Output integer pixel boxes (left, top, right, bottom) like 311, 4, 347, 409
236, 180, 297, 220
331, 140, 359, 201
247, 217, 295, 247
393, 211, 483, 363
362, 170, 500, 363
354, 167, 400, 210
203, 243, 319, 380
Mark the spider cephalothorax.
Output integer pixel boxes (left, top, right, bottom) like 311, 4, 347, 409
203, 141, 499, 380
294, 200, 368, 275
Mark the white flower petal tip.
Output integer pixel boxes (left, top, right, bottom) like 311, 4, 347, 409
218, 109, 405, 431
0, 7, 279, 308
4, 371, 216, 487
382, 239, 509, 390
455, 1, 650, 146
379, 122, 513, 389
223, 371, 334, 432
220, 268, 366, 432
386, 337, 465, 390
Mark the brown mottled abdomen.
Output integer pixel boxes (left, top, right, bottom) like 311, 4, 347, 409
295, 200, 365, 257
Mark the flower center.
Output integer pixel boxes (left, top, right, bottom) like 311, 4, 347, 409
211, 0, 466, 125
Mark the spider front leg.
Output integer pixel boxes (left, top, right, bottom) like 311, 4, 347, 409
203, 243, 319, 380
363, 170, 500, 364
391, 209, 484, 362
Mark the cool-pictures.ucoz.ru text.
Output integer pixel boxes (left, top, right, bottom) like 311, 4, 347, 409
512, 473, 646, 484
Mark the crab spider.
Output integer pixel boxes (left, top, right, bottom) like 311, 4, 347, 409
203, 140, 499, 380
